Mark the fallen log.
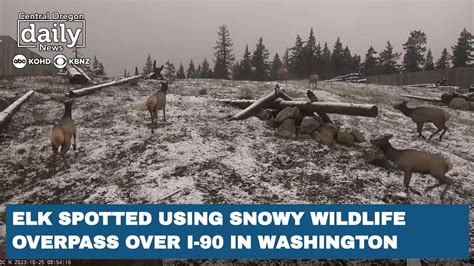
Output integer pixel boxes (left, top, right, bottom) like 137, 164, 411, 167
401, 94, 442, 103
230, 85, 284, 120
66, 75, 142, 97
307, 90, 332, 123
0, 90, 34, 129
65, 65, 91, 85
273, 99, 378, 117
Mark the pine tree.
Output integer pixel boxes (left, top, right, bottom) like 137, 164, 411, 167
304, 28, 317, 76
213, 25, 235, 79
251, 37, 270, 81
123, 68, 129, 77
143, 54, 154, 75
96, 62, 105, 76
352, 54, 361, 73
196, 64, 202, 79
451, 28, 473, 67
424, 49, 435, 71
270, 53, 283, 80
187, 60, 196, 79
436, 48, 450, 69
331, 38, 345, 76
379, 41, 400, 74
362, 46, 379, 76
238, 44, 252, 80
342, 46, 353, 74
134, 66, 139, 76
289, 35, 305, 77
164, 60, 176, 79
282, 48, 290, 68
200, 58, 211, 78
176, 63, 186, 79
321, 42, 332, 78
402, 30, 427, 72
231, 62, 240, 80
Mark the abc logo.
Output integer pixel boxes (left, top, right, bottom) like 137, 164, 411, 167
13, 54, 27, 69
53, 54, 68, 69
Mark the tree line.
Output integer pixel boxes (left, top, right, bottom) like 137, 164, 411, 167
138, 26, 473, 80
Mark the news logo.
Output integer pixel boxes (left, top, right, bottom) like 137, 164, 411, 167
12, 54, 27, 69
53, 54, 68, 69
17, 11, 86, 52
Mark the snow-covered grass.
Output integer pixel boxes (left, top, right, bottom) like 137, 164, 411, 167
0, 77, 473, 260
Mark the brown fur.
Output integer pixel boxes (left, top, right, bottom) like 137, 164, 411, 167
394, 101, 450, 141
371, 134, 453, 202
50, 101, 76, 162
309, 74, 319, 89
146, 82, 168, 133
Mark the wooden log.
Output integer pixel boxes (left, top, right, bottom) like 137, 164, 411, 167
401, 94, 443, 103
65, 65, 91, 85
66, 75, 142, 97
0, 90, 34, 129
273, 99, 378, 117
307, 90, 332, 123
230, 85, 283, 120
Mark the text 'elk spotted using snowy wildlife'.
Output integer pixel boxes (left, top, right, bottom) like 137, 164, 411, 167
309, 74, 319, 89
393, 101, 450, 141
146, 81, 168, 133
50, 100, 77, 163
371, 134, 453, 203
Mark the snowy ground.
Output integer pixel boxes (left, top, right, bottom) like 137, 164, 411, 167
0, 76, 473, 263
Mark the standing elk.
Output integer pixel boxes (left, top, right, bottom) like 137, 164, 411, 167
50, 100, 77, 166
146, 81, 168, 133
309, 74, 319, 89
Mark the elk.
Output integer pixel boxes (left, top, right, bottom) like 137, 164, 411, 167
146, 81, 168, 133
50, 100, 77, 163
393, 101, 450, 141
309, 74, 319, 89
371, 134, 453, 202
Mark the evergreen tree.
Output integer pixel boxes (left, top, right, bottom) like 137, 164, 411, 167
134, 66, 139, 76
270, 53, 283, 80
123, 68, 129, 77
164, 60, 176, 79
436, 48, 450, 69
238, 44, 252, 80
97, 62, 105, 76
176, 63, 186, 79
187, 60, 197, 79
424, 49, 435, 71
213, 25, 235, 79
352, 54, 361, 73
196, 64, 202, 79
321, 42, 332, 78
379, 41, 400, 74
143, 54, 154, 75
402, 30, 427, 72
342, 46, 353, 74
251, 37, 271, 81
451, 28, 473, 67
289, 35, 305, 77
331, 38, 345, 76
231, 62, 240, 80
282, 48, 290, 68
304, 28, 317, 75
200, 58, 211, 78
362, 46, 379, 76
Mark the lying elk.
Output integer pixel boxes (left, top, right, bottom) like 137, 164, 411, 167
309, 74, 319, 89
146, 81, 168, 133
50, 100, 77, 164
393, 101, 450, 141
371, 134, 453, 203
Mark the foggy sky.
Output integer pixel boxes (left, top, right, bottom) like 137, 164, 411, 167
1, 0, 472, 76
